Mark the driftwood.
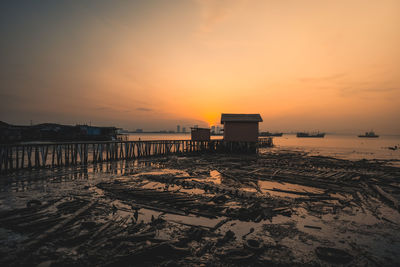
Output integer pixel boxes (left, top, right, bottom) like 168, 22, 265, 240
168, 219, 214, 230
1, 149, 400, 266
211, 218, 232, 232
268, 188, 324, 196
304, 225, 322, 230
372, 185, 399, 210
25, 200, 96, 247
87, 220, 114, 244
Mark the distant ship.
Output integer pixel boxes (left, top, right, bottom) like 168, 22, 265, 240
260, 132, 283, 137
296, 132, 325, 138
358, 131, 379, 138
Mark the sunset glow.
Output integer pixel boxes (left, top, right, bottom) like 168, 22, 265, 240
1, 0, 399, 133
1, 2, 400, 265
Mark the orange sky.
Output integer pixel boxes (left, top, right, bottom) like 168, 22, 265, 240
1, 0, 399, 133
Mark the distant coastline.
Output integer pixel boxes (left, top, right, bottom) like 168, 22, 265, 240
127, 131, 190, 134
0, 121, 117, 143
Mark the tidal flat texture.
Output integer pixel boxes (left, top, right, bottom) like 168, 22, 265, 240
1, 150, 399, 266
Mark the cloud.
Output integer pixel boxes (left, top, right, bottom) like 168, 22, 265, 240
95, 106, 110, 111
136, 107, 153, 112
95, 106, 131, 113
362, 87, 399, 93
299, 73, 347, 83
196, 0, 243, 33
339, 86, 399, 97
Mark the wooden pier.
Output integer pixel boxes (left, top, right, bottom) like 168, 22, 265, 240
0, 138, 273, 173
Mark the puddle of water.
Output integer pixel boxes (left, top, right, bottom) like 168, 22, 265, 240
163, 213, 223, 229
188, 169, 222, 185
219, 219, 264, 238
258, 180, 325, 198
208, 170, 222, 184
241, 187, 258, 193
141, 181, 167, 191
264, 205, 400, 264
135, 178, 214, 196
137, 208, 163, 223
135, 169, 190, 177
178, 187, 211, 195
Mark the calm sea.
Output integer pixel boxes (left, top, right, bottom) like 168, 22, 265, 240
126, 133, 400, 162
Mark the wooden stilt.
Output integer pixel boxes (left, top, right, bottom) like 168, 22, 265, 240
0, 138, 270, 173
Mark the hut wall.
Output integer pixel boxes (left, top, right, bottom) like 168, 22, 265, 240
223, 122, 259, 142
191, 129, 210, 141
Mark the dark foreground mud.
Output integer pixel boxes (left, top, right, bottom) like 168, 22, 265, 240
1, 149, 400, 266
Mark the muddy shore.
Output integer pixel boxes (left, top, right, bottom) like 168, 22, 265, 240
1, 148, 400, 266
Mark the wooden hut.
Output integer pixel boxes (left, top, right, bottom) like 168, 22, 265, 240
221, 113, 263, 142
191, 127, 210, 141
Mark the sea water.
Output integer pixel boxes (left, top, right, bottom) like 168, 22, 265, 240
126, 133, 400, 162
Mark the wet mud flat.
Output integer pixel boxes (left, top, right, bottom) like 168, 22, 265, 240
1, 149, 400, 266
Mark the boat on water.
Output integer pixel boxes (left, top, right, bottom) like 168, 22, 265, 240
260, 132, 283, 137
296, 132, 325, 138
358, 131, 379, 138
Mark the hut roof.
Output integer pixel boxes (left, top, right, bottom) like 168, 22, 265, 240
221, 113, 263, 124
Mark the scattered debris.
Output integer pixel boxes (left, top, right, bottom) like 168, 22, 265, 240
304, 225, 322, 230
315, 246, 353, 264
0, 150, 399, 266
372, 184, 399, 210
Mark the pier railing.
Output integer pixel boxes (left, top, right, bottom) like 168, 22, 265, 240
0, 138, 272, 173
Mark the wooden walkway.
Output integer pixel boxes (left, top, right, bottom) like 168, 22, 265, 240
0, 138, 272, 173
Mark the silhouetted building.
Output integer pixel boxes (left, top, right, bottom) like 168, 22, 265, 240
177, 125, 180, 133
182, 127, 186, 133
0, 121, 117, 143
79, 125, 101, 136
210, 125, 223, 135
221, 113, 262, 142
191, 127, 210, 141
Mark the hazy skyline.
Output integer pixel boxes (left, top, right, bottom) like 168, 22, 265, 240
1, 0, 399, 133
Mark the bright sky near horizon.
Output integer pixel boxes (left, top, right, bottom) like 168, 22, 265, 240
1, 0, 399, 133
